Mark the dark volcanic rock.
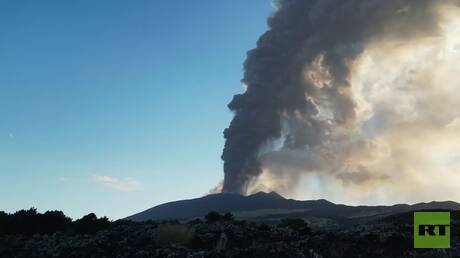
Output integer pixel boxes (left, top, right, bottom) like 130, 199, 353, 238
3, 212, 460, 257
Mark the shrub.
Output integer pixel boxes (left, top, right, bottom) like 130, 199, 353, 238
72, 213, 111, 234
40, 210, 72, 234
157, 224, 193, 245
205, 211, 222, 223
279, 218, 309, 231
223, 212, 234, 221
205, 211, 234, 223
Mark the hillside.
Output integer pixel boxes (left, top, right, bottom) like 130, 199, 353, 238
126, 192, 460, 224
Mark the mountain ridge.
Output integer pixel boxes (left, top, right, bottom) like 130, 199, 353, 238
126, 191, 460, 223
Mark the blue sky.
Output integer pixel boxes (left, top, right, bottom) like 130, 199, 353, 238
0, 0, 273, 219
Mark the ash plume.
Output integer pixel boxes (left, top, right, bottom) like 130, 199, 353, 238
222, 0, 460, 201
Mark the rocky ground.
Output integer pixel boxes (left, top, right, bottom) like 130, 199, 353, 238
1, 211, 459, 258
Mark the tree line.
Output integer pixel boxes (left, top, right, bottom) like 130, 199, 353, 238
0, 208, 112, 236
0, 208, 309, 237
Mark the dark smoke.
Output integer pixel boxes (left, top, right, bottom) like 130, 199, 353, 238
222, 0, 444, 194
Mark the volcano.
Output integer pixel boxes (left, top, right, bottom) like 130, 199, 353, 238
126, 192, 460, 225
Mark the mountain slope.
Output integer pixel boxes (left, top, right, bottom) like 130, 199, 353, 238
126, 192, 460, 223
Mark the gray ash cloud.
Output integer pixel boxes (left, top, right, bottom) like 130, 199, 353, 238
221, 0, 449, 194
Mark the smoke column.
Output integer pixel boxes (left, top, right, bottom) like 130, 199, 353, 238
222, 0, 460, 201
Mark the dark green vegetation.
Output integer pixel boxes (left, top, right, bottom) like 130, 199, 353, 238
0, 208, 111, 236
1, 209, 460, 257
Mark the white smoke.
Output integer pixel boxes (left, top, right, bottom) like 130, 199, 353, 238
247, 4, 460, 205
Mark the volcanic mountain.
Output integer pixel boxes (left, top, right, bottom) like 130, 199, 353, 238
126, 192, 460, 225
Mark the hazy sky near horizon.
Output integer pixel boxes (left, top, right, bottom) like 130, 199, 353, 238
0, 0, 273, 219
